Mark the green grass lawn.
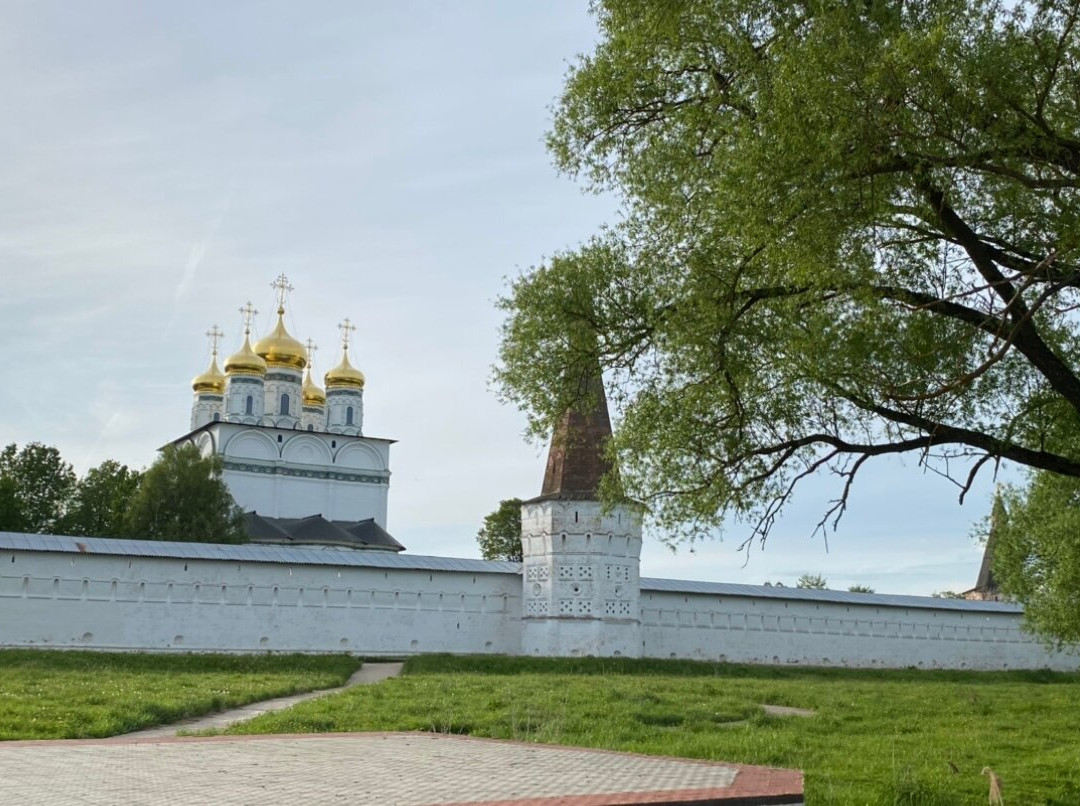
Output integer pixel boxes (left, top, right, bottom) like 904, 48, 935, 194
0, 650, 359, 740
217, 654, 1080, 805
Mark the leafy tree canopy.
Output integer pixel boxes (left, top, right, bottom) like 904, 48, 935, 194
796, 573, 829, 590
992, 475, 1080, 647
0, 442, 76, 533
477, 498, 524, 562
123, 444, 246, 544
61, 460, 142, 538
848, 584, 875, 593
498, 0, 1080, 547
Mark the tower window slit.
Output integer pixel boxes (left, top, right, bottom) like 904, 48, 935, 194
280, 394, 290, 415
245, 395, 254, 415
346, 406, 354, 425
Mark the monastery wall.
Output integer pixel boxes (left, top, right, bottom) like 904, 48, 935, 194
638, 586, 1075, 671
1, 535, 1075, 670
0, 542, 521, 655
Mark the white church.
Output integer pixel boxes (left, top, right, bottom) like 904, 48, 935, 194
0, 276, 1075, 669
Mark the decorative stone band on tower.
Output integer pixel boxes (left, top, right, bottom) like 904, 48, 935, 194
521, 365, 643, 658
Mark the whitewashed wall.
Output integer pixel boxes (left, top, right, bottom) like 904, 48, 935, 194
1, 535, 1076, 671
639, 587, 1076, 671
0, 545, 520, 655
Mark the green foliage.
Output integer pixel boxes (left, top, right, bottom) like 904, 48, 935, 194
497, 0, 1080, 545
932, 591, 966, 599
220, 654, 1080, 804
123, 444, 247, 543
0, 650, 359, 740
0, 475, 25, 532
797, 573, 828, 590
992, 475, 1080, 647
0, 442, 77, 533
847, 584, 875, 594
477, 498, 523, 561
61, 460, 142, 538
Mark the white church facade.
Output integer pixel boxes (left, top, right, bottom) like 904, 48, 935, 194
0, 276, 1076, 669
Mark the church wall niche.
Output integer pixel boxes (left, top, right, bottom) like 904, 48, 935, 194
281, 435, 333, 466
334, 442, 384, 472
223, 430, 279, 461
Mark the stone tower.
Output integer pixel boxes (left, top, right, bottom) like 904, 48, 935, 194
520, 367, 642, 657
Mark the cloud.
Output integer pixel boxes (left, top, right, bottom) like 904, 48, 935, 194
174, 177, 236, 302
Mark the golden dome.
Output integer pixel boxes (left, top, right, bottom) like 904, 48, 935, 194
224, 333, 268, 377
191, 356, 226, 395
253, 307, 307, 370
302, 368, 326, 407
325, 348, 365, 390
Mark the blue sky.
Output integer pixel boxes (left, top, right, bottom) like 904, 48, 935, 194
0, 1, 1001, 594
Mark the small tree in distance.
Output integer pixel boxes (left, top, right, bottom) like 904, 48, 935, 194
848, 584, 875, 594
477, 498, 523, 562
796, 573, 828, 590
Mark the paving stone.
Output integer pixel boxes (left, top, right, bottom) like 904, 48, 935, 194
0, 732, 803, 805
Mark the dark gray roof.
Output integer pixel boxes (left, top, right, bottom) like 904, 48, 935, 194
244, 513, 405, 552
0, 532, 517, 574
640, 577, 1023, 613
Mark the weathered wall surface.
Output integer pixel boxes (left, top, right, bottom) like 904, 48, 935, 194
0, 545, 520, 655
639, 587, 1075, 671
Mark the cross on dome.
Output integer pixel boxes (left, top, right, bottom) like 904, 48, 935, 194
205, 325, 224, 357
305, 338, 318, 365
239, 302, 258, 335
271, 273, 294, 312
339, 318, 357, 353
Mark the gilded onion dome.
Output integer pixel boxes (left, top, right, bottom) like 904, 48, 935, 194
302, 367, 326, 407
325, 347, 365, 390
191, 355, 226, 395
224, 333, 268, 377
253, 306, 308, 370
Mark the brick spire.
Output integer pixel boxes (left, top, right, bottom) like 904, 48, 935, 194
534, 365, 617, 501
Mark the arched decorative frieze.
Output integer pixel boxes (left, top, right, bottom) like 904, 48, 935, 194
194, 432, 216, 457
334, 441, 384, 472
282, 434, 334, 466
222, 429, 280, 461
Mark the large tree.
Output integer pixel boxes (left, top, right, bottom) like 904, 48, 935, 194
61, 460, 142, 538
992, 474, 1080, 646
498, 0, 1080, 546
123, 445, 246, 544
0, 442, 77, 534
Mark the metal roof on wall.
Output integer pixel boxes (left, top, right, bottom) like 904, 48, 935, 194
640, 577, 1022, 613
0, 531, 1019, 613
0, 532, 519, 574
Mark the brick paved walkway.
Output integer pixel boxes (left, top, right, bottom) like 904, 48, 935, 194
0, 732, 803, 805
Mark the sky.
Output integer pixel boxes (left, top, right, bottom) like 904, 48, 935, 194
0, 1, 1006, 595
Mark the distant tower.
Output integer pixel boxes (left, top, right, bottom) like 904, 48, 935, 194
520, 365, 642, 658
223, 302, 268, 424
964, 491, 1006, 602
301, 338, 327, 432
190, 325, 226, 429
325, 318, 365, 436
254, 274, 307, 430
